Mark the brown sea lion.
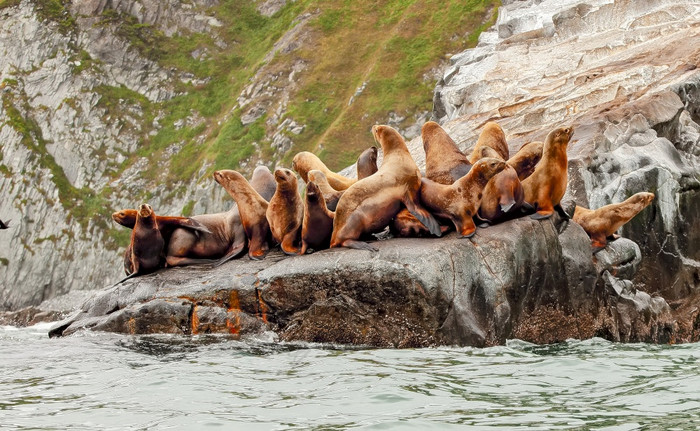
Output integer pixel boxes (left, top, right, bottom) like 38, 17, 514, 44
521, 127, 573, 219
212, 169, 272, 260
113, 210, 211, 274
308, 169, 343, 211
422, 121, 472, 184
292, 151, 356, 190
0, 219, 10, 229
573, 192, 655, 253
420, 158, 507, 237
472, 146, 524, 224
301, 181, 335, 254
267, 168, 304, 255
468, 121, 510, 164
357, 146, 379, 180
125, 204, 165, 276
166, 166, 274, 266
507, 141, 544, 181
331, 125, 441, 251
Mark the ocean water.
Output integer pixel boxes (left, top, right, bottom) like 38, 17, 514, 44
1, 324, 699, 430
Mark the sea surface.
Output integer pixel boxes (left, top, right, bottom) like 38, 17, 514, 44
1, 323, 699, 430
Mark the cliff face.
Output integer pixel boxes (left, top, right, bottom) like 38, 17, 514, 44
0, 0, 496, 310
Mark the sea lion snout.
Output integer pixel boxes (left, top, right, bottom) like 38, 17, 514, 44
138, 204, 153, 217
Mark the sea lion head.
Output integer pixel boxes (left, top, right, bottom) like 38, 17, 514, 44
138, 203, 153, 218
251, 165, 272, 181
372, 124, 405, 154
631, 191, 655, 207
549, 126, 574, 147
274, 168, 298, 191
471, 157, 508, 183
305, 181, 322, 203
482, 121, 505, 138
112, 209, 133, 226
292, 151, 317, 182
213, 169, 245, 189
307, 169, 326, 184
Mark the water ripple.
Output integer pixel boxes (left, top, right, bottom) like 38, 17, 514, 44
1, 327, 699, 430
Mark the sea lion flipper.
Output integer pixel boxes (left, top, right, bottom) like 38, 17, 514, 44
165, 256, 219, 267
180, 218, 212, 234
554, 204, 570, 220
213, 241, 247, 267
403, 193, 441, 237
342, 239, 378, 252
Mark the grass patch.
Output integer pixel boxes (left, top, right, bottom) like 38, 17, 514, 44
0, 0, 20, 10
33, 0, 77, 36
181, 200, 196, 217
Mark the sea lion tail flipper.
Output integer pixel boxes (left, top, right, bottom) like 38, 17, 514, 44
403, 193, 441, 237
214, 241, 247, 267
342, 239, 378, 252
522, 202, 534, 211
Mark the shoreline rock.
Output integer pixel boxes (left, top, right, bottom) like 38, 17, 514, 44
48, 211, 681, 347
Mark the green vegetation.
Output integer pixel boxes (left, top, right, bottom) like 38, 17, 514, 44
0, 257, 8, 266
181, 200, 196, 217
33, 0, 77, 36
0, 0, 20, 11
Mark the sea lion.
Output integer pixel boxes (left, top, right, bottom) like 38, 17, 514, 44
267, 168, 304, 255
113, 210, 211, 274
521, 127, 574, 219
422, 121, 471, 184
468, 121, 510, 164
292, 151, 356, 190
357, 146, 379, 180
250, 165, 278, 202
573, 192, 655, 253
507, 141, 544, 181
308, 169, 343, 211
212, 169, 272, 260
420, 158, 507, 237
125, 203, 165, 276
330, 125, 441, 251
0, 219, 10, 229
301, 181, 335, 254
472, 146, 524, 224
166, 166, 274, 266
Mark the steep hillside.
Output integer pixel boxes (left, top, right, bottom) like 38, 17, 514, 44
0, 0, 498, 309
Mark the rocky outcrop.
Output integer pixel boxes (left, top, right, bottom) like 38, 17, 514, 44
422, 0, 700, 301
49, 210, 678, 346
